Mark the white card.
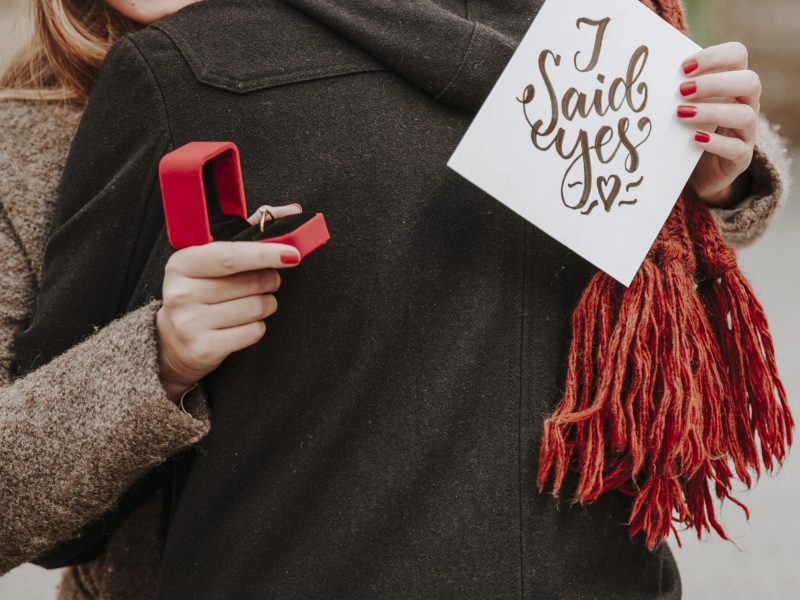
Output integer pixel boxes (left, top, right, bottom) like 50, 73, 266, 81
447, 0, 708, 286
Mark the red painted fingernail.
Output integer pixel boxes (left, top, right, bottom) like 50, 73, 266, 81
682, 58, 698, 75
280, 251, 300, 265
680, 81, 697, 97
677, 105, 698, 118
694, 131, 711, 144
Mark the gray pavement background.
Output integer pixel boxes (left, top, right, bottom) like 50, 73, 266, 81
672, 156, 800, 599
1, 0, 798, 598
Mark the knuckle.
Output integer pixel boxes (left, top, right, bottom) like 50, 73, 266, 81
264, 294, 278, 316
164, 285, 192, 308
171, 311, 197, 335
743, 107, 758, 129
734, 143, 752, 164
219, 248, 238, 273
167, 246, 200, 273
248, 270, 264, 290
247, 295, 267, 318
185, 339, 216, 367
163, 290, 192, 313
173, 288, 195, 306
247, 321, 267, 344
267, 269, 281, 291
237, 270, 259, 293
174, 326, 194, 347
164, 256, 182, 276
732, 41, 748, 63
162, 291, 180, 310
747, 69, 761, 90
251, 269, 280, 293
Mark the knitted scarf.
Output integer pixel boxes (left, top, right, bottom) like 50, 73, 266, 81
537, 0, 793, 551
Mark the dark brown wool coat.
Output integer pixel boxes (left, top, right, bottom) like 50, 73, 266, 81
3, 0, 790, 598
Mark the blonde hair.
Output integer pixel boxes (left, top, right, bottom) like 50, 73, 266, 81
0, 0, 138, 106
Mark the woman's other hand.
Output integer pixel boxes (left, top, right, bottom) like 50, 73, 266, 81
678, 42, 760, 207
156, 203, 303, 402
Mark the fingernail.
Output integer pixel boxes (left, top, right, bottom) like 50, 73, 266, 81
291, 203, 302, 210
280, 251, 301, 265
680, 81, 697, 97
694, 131, 711, 144
682, 58, 698, 75
677, 105, 698, 119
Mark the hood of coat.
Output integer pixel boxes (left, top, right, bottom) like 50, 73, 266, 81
275, 0, 544, 112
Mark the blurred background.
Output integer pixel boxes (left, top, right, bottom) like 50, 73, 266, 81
0, 0, 798, 598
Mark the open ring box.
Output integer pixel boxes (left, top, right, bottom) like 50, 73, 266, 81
159, 141, 329, 255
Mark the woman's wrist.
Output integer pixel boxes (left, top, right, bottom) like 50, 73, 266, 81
158, 373, 196, 406
157, 351, 199, 405
156, 307, 203, 405
697, 169, 754, 210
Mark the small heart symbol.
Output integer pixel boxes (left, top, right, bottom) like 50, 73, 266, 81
597, 175, 621, 212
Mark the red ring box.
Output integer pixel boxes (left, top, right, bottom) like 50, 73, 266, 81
159, 141, 329, 257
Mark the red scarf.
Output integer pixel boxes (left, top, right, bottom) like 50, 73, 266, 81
537, 0, 793, 551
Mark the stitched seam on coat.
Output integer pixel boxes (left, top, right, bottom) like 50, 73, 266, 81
152, 24, 386, 93
517, 221, 528, 600
204, 64, 389, 93
435, 19, 478, 101
127, 36, 177, 148
71, 565, 99, 599
116, 37, 176, 315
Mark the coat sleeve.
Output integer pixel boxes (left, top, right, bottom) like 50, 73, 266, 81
14, 35, 174, 376
0, 205, 209, 575
7, 37, 199, 570
0, 299, 210, 575
710, 114, 792, 247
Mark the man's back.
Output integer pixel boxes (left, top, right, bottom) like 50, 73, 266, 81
15, 1, 681, 598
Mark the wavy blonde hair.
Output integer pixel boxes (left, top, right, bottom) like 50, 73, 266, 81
0, 0, 138, 105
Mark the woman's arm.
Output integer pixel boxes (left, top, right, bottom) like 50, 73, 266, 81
5, 35, 303, 568
0, 213, 210, 573
0, 305, 211, 575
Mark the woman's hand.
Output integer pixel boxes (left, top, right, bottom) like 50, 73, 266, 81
156, 204, 303, 403
678, 42, 760, 207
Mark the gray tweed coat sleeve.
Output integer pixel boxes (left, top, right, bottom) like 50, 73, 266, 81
710, 113, 793, 246
0, 101, 211, 576
0, 299, 211, 575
